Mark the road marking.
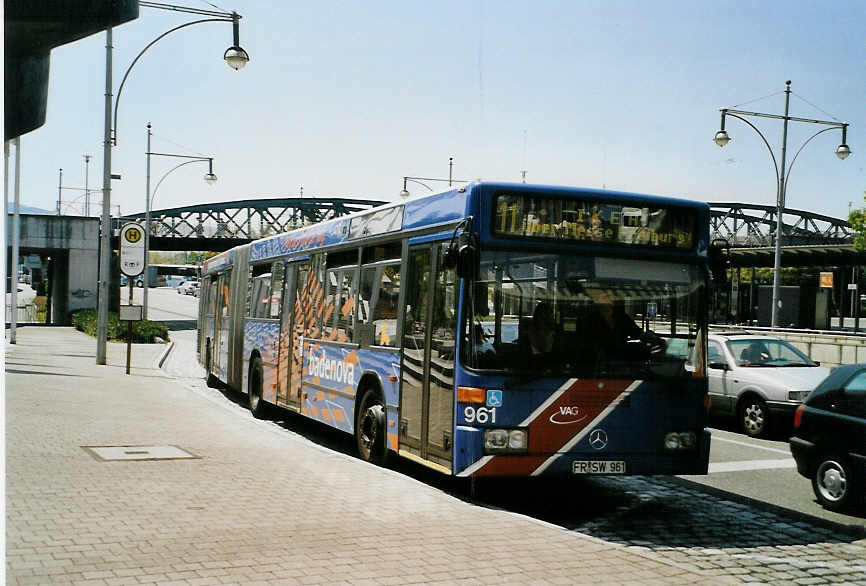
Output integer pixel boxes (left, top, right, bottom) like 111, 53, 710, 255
708, 458, 796, 473
711, 434, 792, 455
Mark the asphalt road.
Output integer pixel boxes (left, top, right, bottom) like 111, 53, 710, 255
128, 285, 199, 323
143, 285, 865, 531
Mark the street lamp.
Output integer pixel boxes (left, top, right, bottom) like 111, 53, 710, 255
713, 80, 851, 328
96, 2, 248, 364
142, 122, 216, 316
399, 176, 472, 199
399, 157, 472, 199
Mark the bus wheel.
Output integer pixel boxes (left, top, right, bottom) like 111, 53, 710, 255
248, 357, 268, 419
205, 341, 219, 388
356, 388, 387, 465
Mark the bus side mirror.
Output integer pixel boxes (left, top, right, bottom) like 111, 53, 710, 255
456, 232, 478, 279
709, 239, 730, 286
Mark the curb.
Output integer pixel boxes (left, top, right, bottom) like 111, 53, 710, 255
672, 475, 866, 538
157, 341, 175, 368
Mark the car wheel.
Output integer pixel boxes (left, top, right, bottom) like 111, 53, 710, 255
248, 356, 268, 419
356, 388, 388, 465
812, 454, 862, 512
738, 396, 769, 438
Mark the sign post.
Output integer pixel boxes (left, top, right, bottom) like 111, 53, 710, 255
120, 223, 145, 375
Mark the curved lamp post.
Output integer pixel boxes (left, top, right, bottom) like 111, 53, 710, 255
399, 176, 471, 199
713, 81, 851, 328
142, 124, 216, 316
96, 2, 248, 364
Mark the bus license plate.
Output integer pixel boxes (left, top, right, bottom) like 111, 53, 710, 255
572, 461, 626, 474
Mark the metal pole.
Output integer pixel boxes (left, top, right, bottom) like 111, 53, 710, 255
126, 281, 133, 374
770, 81, 791, 329
10, 137, 22, 344
3, 141, 9, 333
449, 157, 453, 186
144, 123, 152, 319
57, 168, 62, 215
84, 154, 91, 216
97, 27, 113, 365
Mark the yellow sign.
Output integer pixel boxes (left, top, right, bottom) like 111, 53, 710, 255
819, 272, 834, 288
124, 227, 142, 243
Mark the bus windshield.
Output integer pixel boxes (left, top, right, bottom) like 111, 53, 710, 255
464, 250, 705, 378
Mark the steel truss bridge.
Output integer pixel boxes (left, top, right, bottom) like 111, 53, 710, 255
118, 198, 859, 266
120, 197, 387, 251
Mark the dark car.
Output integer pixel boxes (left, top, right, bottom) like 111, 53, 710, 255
789, 364, 866, 513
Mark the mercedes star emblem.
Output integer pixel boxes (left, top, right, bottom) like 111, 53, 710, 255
589, 428, 608, 450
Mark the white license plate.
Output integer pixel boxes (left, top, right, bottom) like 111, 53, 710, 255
572, 460, 626, 474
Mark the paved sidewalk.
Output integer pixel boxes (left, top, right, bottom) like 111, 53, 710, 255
5, 327, 729, 585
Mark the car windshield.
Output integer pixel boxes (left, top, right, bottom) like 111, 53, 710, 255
727, 338, 817, 367
463, 250, 706, 378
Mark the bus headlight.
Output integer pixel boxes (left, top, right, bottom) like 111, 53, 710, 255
663, 431, 696, 451
484, 428, 528, 453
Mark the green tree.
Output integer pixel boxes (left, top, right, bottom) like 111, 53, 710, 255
849, 191, 866, 250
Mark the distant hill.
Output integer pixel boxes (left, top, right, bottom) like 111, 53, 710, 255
7, 203, 53, 214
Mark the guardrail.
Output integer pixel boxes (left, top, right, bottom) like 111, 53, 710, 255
709, 324, 866, 367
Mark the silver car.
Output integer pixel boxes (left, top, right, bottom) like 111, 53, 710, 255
707, 333, 830, 437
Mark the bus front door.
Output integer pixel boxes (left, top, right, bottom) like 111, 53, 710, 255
400, 244, 455, 472
276, 261, 309, 411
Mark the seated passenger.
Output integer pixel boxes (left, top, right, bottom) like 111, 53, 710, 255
740, 342, 769, 365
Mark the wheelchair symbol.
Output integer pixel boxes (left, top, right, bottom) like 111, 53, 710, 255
486, 390, 503, 407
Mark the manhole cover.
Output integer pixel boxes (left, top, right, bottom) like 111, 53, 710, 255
82, 445, 199, 461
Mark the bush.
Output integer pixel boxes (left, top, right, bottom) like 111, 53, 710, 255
71, 309, 169, 343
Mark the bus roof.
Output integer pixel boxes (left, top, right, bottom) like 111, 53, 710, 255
201, 182, 709, 273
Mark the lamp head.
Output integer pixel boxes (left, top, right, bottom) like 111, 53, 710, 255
836, 143, 852, 160
399, 188, 410, 199
713, 130, 731, 147
224, 46, 250, 70
204, 173, 218, 184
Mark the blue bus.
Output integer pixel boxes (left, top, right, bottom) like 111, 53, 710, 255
198, 182, 718, 477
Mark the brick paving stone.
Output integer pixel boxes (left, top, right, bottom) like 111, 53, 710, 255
7, 327, 866, 586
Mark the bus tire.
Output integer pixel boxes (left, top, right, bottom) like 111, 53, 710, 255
205, 341, 219, 388
356, 388, 388, 465
248, 356, 268, 419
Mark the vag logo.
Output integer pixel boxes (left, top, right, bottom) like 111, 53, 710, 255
549, 406, 588, 425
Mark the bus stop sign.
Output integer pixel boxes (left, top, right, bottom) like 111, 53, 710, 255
120, 222, 145, 277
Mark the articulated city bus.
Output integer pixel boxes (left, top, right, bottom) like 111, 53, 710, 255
198, 182, 720, 477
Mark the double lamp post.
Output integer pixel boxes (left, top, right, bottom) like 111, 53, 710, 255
712, 81, 851, 328
96, 1, 249, 364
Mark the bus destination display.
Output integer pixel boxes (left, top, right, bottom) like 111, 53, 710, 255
494, 193, 696, 250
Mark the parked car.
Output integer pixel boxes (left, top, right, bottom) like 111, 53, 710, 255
706, 333, 830, 437
790, 364, 866, 513
177, 279, 199, 295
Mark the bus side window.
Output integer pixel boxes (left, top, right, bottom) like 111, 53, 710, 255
335, 269, 356, 343
324, 269, 339, 337
270, 262, 285, 319
358, 263, 401, 347
248, 263, 272, 318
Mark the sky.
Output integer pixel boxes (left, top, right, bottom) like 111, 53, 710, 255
10, 0, 866, 223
